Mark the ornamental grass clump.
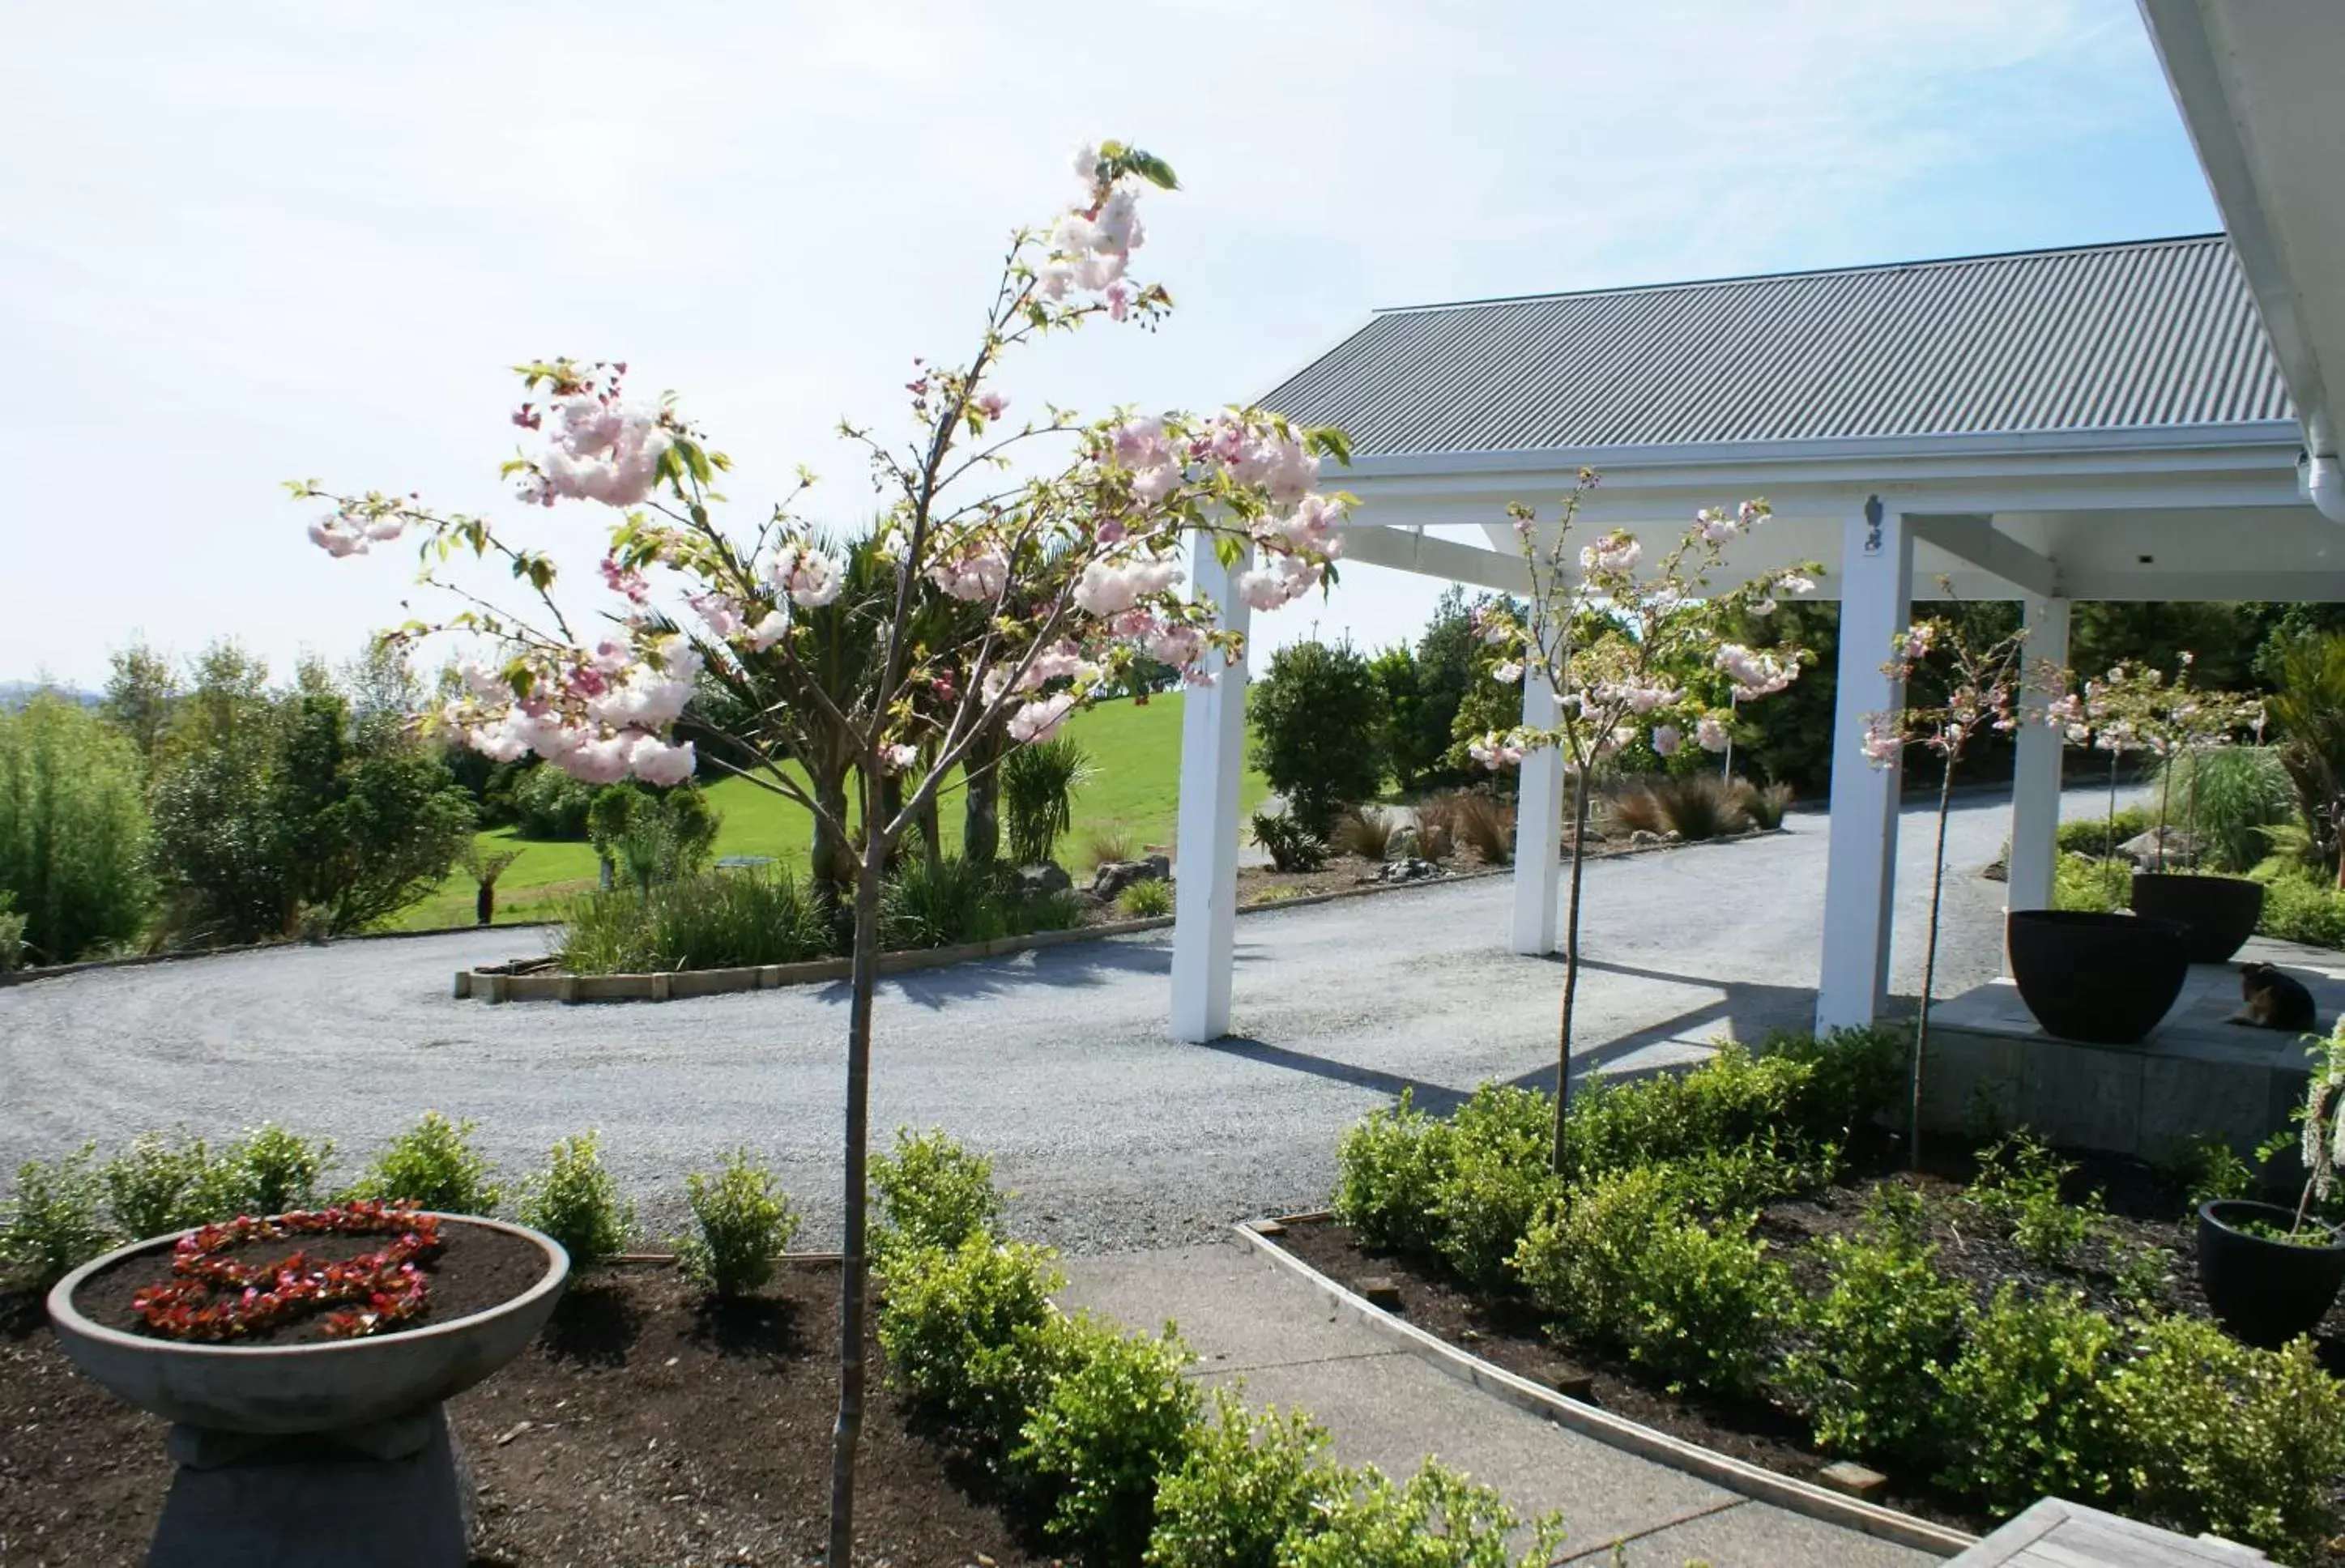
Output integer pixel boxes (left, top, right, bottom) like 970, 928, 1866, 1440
1117, 878, 1173, 918
557, 864, 831, 974
345, 1111, 501, 1215
516, 1131, 633, 1268
674, 1149, 799, 1297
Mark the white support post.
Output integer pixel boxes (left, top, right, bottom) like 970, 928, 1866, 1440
1510, 670, 1564, 955
1817, 496, 1913, 1033
2006, 595, 2072, 918
1170, 538, 1251, 1043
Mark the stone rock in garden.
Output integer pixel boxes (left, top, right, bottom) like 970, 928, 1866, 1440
1090, 855, 1170, 900
1386, 824, 1421, 860
1376, 858, 1444, 884
1017, 862, 1072, 897
2119, 828, 2201, 870
1629, 829, 1668, 850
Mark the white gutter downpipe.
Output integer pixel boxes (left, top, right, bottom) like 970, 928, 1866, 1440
2305, 450, 2345, 525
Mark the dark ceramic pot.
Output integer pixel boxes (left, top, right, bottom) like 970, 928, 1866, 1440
2005, 909, 2189, 1044
2198, 1199, 2345, 1349
2130, 871, 2266, 964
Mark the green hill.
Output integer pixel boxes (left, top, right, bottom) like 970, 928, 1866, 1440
390, 692, 1270, 930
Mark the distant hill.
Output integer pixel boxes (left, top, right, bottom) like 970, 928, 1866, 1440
0, 680, 101, 710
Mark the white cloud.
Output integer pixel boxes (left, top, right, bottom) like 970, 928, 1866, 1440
0, 1, 2207, 686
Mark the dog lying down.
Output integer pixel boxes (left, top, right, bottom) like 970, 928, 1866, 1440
2231, 961, 2318, 1032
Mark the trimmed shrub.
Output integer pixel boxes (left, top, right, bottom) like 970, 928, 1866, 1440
1429, 1084, 1558, 1291
508, 761, 599, 838
2053, 851, 2130, 914
1782, 1187, 1970, 1466
516, 1131, 633, 1268
1967, 1134, 2097, 1269
1933, 1285, 2123, 1512
878, 1234, 1064, 1460
1332, 1091, 1455, 1257
673, 1149, 798, 1297
1146, 1389, 1340, 1568
2253, 866, 2345, 949
870, 1127, 1005, 1274
1275, 1459, 1569, 1568
1561, 1043, 1819, 1185
556, 866, 832, 974
194, 1123, 334, 1218
1118, 879, 1174, 918
2103, 1314, 2345, 1560
1251, 812, 1328, 873
104, 1132, 215, 1238
1012, 1316, 1200, 1564
345, 1112, 500, 1214
2056, 807, 2155, 860
1, 1144, 115, 1287
1515, 1164, 1787, 1395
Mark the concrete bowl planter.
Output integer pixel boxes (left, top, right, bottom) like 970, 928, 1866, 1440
2128, 871, 2266, 964
2197, 1199, 2345, 1349
45, 1213, 569, 1434
2005, 909, 2190, 1045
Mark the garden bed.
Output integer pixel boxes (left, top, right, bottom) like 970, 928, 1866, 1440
0, 1263, 1044, 1566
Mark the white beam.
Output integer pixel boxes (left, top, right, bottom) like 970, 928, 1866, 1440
2006, 597, 2072, 918
1338, 522, 1533, 594
1170, 539, 1251, 1043
1907, 517, 2061, 598
1510, 671, 1563, 955
1817, 497, 1913, 1032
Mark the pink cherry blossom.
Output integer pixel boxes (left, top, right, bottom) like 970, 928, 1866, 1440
770, 543, 845, 608
748, 609, 789, 652
879, 743, 919, 773
1008, 692, 1077, 744
629, 733, 697, 786
1651, 724, 1682, 757
1714, 644, 1796, 700
976, 391, 1009, 419
1579, 532, 1642, 575
1492, 661, 1524, 684
560, 731, 634, 784
520, 392, 671, 509
1695, 716, 1731, 753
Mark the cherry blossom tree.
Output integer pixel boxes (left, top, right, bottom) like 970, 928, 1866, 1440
2079, 654, 2261, 871
298, 142, 1349, 1565
1464, 473, 1820, 1172
1862, 604, 2073, 1169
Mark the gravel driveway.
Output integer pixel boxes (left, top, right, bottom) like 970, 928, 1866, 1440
1, 788, 2083, 1251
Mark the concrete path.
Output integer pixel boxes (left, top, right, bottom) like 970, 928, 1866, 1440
1058, 1238, 1942, 1566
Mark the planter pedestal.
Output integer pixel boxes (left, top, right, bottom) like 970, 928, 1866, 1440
150, 1406, 467, 1567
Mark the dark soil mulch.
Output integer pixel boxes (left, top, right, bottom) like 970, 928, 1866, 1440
77, 1219, 546, 1347
1, 1263, 1048, 1567
1277, 1143, 2345, 1547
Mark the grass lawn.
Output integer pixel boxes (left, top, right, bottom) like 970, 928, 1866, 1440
388, 693, 1270, 930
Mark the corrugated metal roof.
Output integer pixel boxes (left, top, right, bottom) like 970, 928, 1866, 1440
1261, 236, 2295, 457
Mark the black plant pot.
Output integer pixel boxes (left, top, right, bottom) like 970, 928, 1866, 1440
2130, 872, 2266, 964
2198, 1199, 2345, 1348
2006, 910, 2189, 1045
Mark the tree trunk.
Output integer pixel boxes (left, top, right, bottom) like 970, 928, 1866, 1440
964, 735, 1003, 866
826, 840, 884, 1567
1549, 767, 1597, 1176
918, 790, 944, 879
812, 762, 853, 905
1912, 756, 1956, 1171
475, 883, 494, 927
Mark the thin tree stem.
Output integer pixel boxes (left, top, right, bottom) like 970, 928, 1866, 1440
1913, 755, 1955, 1171
826, 839, 884, 1568
1550, 769, 1596, 1175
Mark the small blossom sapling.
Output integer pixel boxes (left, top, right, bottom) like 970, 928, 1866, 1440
1470, 481, 1820, 1172
1862, 602, 2069, 1168
2082, 655, 2260, 871
298, 142, 1348, 1568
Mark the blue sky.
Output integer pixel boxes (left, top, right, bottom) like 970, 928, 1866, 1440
0, 1, 2218, 691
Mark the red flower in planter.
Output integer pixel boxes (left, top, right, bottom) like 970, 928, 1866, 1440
131, 1204, 446, 1343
